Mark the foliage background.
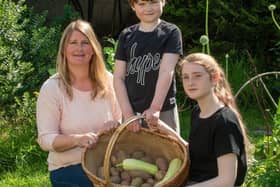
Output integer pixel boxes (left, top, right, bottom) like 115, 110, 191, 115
0, 0, 279, 186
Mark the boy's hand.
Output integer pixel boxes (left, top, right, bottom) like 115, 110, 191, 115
143, 107, 160, 126
127, 120, 141, 132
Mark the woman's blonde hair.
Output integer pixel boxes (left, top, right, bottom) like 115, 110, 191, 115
180, 53, 250, 153
56, 19, 108, 100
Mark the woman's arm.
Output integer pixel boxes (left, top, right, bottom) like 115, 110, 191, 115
187, 153, 237, 187
37, 79, 100, 152
51, 132, 99, 152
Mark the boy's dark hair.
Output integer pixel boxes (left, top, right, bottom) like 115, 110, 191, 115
128, 0, 165, 7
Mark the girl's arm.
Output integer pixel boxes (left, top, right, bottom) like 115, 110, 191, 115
151, 119, 188, 146
187, 153, 237, 187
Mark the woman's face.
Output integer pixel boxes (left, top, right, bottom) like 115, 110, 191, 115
65, 30, 94, 67
181, 62, 214, 100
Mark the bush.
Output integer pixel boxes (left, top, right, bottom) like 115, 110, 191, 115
244, 98, 280, 186
162, 0, 280, 71
0, 0, 80, 173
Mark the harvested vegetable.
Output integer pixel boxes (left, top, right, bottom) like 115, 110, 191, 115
110, 175, 121, 184
155, 158, 182, 186
141, 183, 153, 187
120, 171, 131, 182
131, 177, 144, 187
132, 150, 145, 159
110, 167, 120, 176
155, 157, 168, 171
129, 170, 151, 180
155, 170, 166, 181
116, 158, 158, 175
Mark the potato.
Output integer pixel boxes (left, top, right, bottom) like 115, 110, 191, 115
129, 170, 151, 180
141, 155, 153, 164
131, 177, 144, 187
141, 183, 153, 187
110, 175, 121, 184
146, 178, 155, 185
111, 154, 118, 165
155, 157, 168, 171
132, 150, 145, 159
110, 167, 120, 176
121, 171, 131, 182
116, 150, 128, 163
155, 170, 166, 181
121, 180, 130, 185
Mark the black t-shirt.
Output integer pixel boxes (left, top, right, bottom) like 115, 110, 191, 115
188, 106, 247, 186
115, 20, 183, 113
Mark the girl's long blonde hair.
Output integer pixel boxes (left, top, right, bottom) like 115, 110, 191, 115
180, 53, 250, 153
56, 19, 108, 100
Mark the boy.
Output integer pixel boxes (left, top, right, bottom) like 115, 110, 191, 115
113, 0, 183, 133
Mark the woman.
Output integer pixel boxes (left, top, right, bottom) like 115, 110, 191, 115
36, 20, 121, 187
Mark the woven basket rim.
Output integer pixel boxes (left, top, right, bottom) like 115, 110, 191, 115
82, 115, 189, 187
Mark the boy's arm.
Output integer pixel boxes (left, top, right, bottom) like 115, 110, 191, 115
113, 60, 134, 119
113, 60, 142, 132
143, 53, 179, 123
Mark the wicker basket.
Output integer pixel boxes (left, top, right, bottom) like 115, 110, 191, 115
82, 115, 190, 187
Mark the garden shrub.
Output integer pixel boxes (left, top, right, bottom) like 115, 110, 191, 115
162, 0, 280, 71
244, 98, 280, 186
0, 92, 43, 173
0, 0, 80, 173
0, 1, 279, 185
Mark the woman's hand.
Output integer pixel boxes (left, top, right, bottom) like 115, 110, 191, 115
74, 132, 99, 149
100, 120, 120, 133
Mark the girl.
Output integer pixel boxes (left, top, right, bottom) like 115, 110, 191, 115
180, 53, 248, 186
152, 53, 248, 186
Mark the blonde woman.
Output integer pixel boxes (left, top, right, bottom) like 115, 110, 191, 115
36, 20, 121, 187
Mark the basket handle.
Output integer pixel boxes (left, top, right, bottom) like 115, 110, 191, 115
103, 115, 145, 186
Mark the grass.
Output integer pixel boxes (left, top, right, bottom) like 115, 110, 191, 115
0, 163, 51, 187
0, 105, 272, 186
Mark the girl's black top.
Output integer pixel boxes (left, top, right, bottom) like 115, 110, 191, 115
188, 106, 247, 186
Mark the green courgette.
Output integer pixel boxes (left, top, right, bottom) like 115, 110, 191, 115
116, 158, 158, 175
155, 158, 182, 186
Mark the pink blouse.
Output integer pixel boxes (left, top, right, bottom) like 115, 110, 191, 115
36, 72, 121, 170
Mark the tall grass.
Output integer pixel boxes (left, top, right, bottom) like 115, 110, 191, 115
0, 163, 51, 187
